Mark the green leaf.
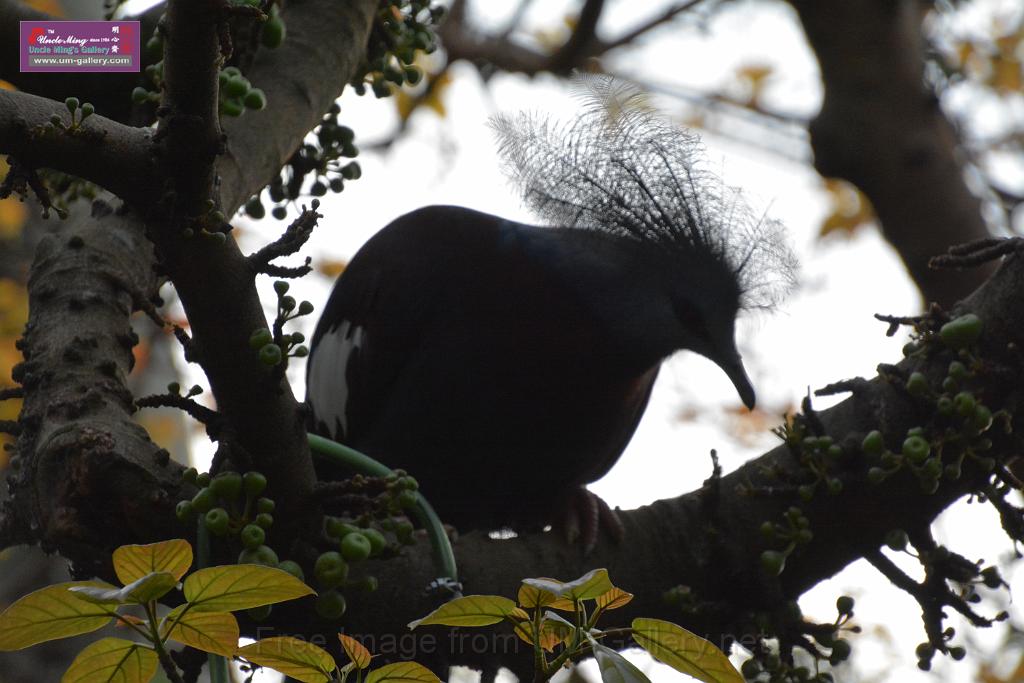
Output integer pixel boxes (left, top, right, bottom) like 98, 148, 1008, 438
70, 572, 178, 605
162, 605, 239, 656
522, 569, 612, 602
595, 588, 633, 611
514, 611, 574, 652
183, 564, 315, 612
517, 583, 558, 610
338, 633, 372, 669
590, 640, 652, 683
408, 595, 518, 628
61, 637, 158, 683
631, 618, 743, 683
366, 661, 441, 683
113, 539, 193, 584
237, 636, 334, 683
0, 582, 115, 650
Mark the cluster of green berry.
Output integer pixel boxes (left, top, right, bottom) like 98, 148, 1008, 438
865, 314, 1001, 492
313, 472, 420, 619
353, 0, 445, 98
244, 104, 360, 221
739, 597, 856, 683
47, 97, 95, 131
132, 60, 163, 106
218, 66, 267, 117
249, 281, 313, 367
176, 468, 300, 620
758, 506, 812, 578
787, 431, 845, 502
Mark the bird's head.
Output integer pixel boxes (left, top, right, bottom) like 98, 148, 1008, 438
493, 74, 797, 410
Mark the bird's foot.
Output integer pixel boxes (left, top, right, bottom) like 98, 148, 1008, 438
557, 487, 624, 553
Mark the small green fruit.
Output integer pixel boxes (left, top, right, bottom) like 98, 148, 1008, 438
210, 471, 243, 501
245, 197, 266, 219
340, 532, 373, 561
261, 16, 286, 49
249, 328, 273, 349
906, 372, 928, 396
191, 487, 216, 513
315, 589, 347, 619
954, 391, 976, 417
862, 430, 884, 456
836, 595, 854, 615
224, 76, 250, 98
361, 528, 387, 556
241, 523, 266, 549
314, 551, 348, 587
939, 313, 982, 349
259, 343, 283, 366
221, 98, 245, 117
901, 435, 930, 463
760, 549, 786, 577
204, 507, 230, 536
276, 560, 305, 581
254, 513, 274, 529
244, 88, 267, 111
175, 500, 194, 521
238, 545, 279, 567
243, 471, 268, 496
829, 639, 851, 663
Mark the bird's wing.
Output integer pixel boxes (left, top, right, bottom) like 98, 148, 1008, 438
306, 209, 466, 444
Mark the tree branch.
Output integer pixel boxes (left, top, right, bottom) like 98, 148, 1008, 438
787, 0, 996, 308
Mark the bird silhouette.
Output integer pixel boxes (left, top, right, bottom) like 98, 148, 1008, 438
307, 77, 796, 544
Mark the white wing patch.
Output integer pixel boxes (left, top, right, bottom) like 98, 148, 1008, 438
308, 320, 365, 438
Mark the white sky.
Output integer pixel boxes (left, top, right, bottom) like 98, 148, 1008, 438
164, 1, 1024, 681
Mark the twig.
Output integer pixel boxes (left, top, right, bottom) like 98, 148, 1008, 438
0, 387, 24, 401
136, 393, 220, 430
930, 237, 1024, 270
246, 204, 321, 276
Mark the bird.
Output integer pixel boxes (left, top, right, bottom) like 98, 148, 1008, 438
306, 77, 796, 542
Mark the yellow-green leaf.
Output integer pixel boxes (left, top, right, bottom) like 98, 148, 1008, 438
591, 640, 652, 683
0, 582, 115, 650
408, 595, 518, 628
522, 569, 613, 602
183, 564, 315, 612
162, 606, 239, 656
517, 583, 557, 609
631, 618, 743, 683
513, 612, 574, 652
61, 637, 158, 683
338, 633, 372, 669
237, 636, 334, 683
70, 572, 177, 605
595, 588, 634, 611
113, 539, 193, 584
366, 661, 441, 683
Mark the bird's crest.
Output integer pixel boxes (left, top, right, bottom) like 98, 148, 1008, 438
490, 74, 798, 311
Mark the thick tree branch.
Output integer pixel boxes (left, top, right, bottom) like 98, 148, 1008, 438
0, 90, 158, 207
251, 253, 1024, 676
4, 208, 181, 571
788, 0, 996, 308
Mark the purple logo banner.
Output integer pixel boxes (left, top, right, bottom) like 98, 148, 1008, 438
20, 21, 140, 73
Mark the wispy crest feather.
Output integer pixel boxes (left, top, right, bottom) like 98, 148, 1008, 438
490, 75, 798, 311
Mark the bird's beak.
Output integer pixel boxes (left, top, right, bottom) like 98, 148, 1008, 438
719, 352, 756, 411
